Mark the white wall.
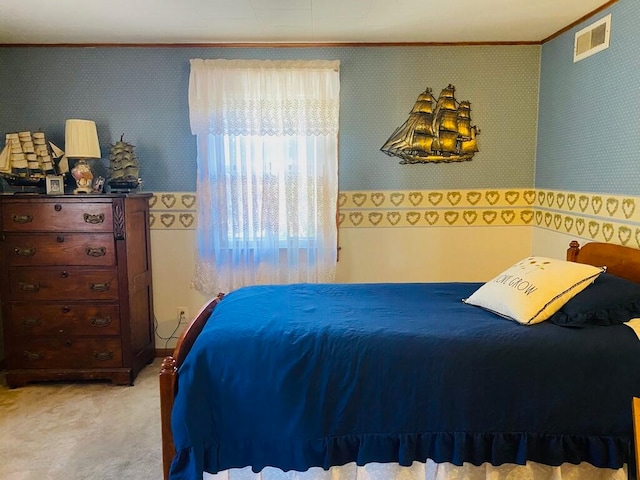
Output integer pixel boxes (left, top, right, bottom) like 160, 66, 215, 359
150, 228, 209, 350
335, 226, 531, 283
530, 228, 577, 260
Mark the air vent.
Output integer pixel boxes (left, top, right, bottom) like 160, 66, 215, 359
574, 14, 611, 62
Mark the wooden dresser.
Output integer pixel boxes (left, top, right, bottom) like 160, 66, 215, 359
0, 193, 155, 387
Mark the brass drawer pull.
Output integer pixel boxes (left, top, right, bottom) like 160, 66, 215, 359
23, 351, 43, 361
90, 316, 112, 327
54, 204, 62, 212
22, 317, 42, 328
19, 282, 40, 292
94, 351, 114, 361
86, 246, 107, 257
14, 246, 36, 256
12, 214, 33, 224
64, 340, 73, 347
57, 236, 65, 243
84, 213, 105, 224
90, 282, 110, 292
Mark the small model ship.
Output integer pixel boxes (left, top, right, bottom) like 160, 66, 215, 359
381, 84, 480, 164
108, 134, 141, 192
0, 131, 65, 186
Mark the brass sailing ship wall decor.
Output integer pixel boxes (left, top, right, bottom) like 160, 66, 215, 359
381, 84, 480, 164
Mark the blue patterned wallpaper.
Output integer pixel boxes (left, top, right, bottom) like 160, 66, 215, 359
0, 45, 539, 192
536, 0, 639, 196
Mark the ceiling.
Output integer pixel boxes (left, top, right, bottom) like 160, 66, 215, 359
0, 0, 612, 45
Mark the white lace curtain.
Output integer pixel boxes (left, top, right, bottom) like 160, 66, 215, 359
189, 59, 340, 295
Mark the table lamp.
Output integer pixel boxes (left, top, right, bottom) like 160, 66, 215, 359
65, 119, 101, 194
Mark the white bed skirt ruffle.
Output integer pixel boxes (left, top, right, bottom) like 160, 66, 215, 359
204, 460, 627, 480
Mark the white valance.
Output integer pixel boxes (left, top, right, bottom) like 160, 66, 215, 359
188, 59, 340, 136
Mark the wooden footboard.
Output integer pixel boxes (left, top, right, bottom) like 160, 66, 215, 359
159, 293, 225, 480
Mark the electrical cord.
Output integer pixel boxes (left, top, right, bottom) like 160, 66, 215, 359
153, 315, 183, 349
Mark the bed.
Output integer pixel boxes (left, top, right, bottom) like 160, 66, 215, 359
160, 240, 640, 480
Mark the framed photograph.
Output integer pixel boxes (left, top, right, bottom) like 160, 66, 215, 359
45, 175, 64, 195
92, 176, 105, 193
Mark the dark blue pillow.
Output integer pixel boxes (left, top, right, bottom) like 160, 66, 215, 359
549, 272, 640, 327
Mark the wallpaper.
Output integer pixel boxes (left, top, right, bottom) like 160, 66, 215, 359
148, 192, 196, 230
535, 189, 640, 247
536, 0, 640, 196
0, 45, 539, 194
149, 189, 536, 231
338, 188, 534, 228
150, 187, 640, 250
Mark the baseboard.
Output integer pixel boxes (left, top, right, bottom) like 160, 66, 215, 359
155, 348, 174, 358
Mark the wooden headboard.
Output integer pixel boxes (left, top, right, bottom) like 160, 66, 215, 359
567, 240, 640, 283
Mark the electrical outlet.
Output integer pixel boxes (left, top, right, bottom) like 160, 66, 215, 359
177, 307, 189, 324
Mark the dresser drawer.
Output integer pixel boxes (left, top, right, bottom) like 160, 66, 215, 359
3, 233, 115, 267
8, 303, 120, 336
9, 268, 119, 301
2, 202, 113, 233
9, 337, 122, 369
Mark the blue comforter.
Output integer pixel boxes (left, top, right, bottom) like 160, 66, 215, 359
170, 283, 640, 479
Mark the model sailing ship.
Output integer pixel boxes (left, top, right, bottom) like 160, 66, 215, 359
108, 134, 141, 192
0, 131, 65, 186
381, 84, 480, 164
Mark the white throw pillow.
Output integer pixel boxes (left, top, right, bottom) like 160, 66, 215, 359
463, 256, 605, 325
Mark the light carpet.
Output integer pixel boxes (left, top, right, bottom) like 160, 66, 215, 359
0, 359, 163, 480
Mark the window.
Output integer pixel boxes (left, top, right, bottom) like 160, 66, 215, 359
188, 59, 340, 294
